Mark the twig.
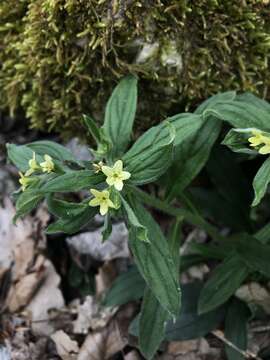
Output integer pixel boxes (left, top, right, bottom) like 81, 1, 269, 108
251, 325, 270, 333
211, 330, 263, 360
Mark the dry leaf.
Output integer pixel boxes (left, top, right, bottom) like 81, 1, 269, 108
78, 321, 126, 360
0, 198, 34, 281
7, 271, 45, 312
73, 296, 116, 334
236, 282, 270, 314
168, 339, 209, 356
51, 330, 79, 360
26, 260, 65, 336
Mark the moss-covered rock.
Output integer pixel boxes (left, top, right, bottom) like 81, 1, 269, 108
0, 0, 270, 138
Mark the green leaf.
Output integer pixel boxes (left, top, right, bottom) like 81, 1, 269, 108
255, 222, 270, 244
225, 298, 250, 360
165, 282, 226, 341
15, 189, 43, 220
234, 233, 270, 278
27, 140, 77, 162
198, 254, 249, 314
83, 114, 110, 158
130, 282, 226, 342
128, 197, 181, 316
205, 101, 270, 131
139, 287, 170, 360
196, 91, 236, 113
46, 206, 97, 234
47, 195, 88, 218
103, 75, 138, 158
222, 128, 257, 155
7, 143, 43, 172
83, 114, 102, 144
236, 93, 270, 112
169, 113, 203, 147
122, 197, 148, 242
103, 266, 145, 307
39, 170, 103, 193
168, 219, 182, 271
166, 119, 221, 199
101, 214, 112, 241
252, 156, 270, 206
123, 121, 175, 185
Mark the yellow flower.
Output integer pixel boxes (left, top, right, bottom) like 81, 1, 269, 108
18, 172, 32, 191
248, 130, 270, 155
25, 152, 40, 176
40, 154, 55, 173
102, 160, 131, 191
89, 189, 115, 215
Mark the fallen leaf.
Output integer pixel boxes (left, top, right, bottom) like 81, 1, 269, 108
0, 198, 34, 281
51, 330, 79, 360
26, 260, 65, 336
236, 282, 270, 314
73, 295, 116, 334
78, 321, 126, 360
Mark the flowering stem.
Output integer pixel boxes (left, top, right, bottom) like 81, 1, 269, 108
131, 186, 225, 242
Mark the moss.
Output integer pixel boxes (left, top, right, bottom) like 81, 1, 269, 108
0, 0, 270, 139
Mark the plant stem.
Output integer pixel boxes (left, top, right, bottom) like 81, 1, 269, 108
132, 186, 225, 242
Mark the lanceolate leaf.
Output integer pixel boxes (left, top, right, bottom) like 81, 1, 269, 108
128, 198, 180, 316
122, 197, 148, 242
47, 195, 88, 218
234, 233, 270, 278
198, 254, 249, 314
130, 282, 226, 342
166, 282, 226, 341
39, 170, 103, 193
103, 75, 138, 158
15, 189, 43, 220
222, 129, 257, 155
204, 101, 270, 132
225, 298, 250, 360
255, 222, 270, 244
124, 121, 175, 185
166, 119, 221, 199
103, 266, 145, 307
139, 287, 170, 360
46, 206, 97, 234
7, 143, 43, 172
27, 140, 77, 162
236, 92, 270, 112
252, 156, 270, 206
168, 113, 203, 146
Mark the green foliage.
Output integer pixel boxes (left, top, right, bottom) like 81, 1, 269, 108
1, 1, 270, 138
225, 299, 250, 360
7, 77, 270, 359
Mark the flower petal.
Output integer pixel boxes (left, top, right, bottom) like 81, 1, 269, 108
114, 179, 123, 191
259, 145, 270, 155
100, 203, 108, 216
107, 199, 115, 208
102, 166, 113, 177
121, 171, 131, 180
114, 160, 123, 172
89, 198, 100, 207
106, 177, 115, 186
90, 188, 101, 197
